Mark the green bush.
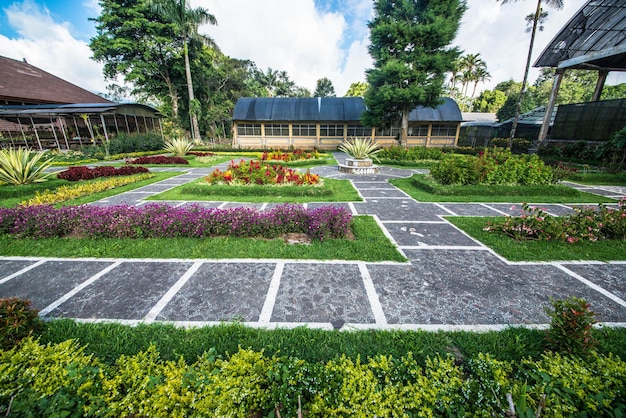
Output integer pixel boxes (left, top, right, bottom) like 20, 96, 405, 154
377, 145, 445, 161
2, 339, 626, 416
545, 297, 598, 356
0, 338, 102, 416
488, 137, 532, 154
81, 133, 164, 157
0, 298, 42, 350
430, 148, 553, 186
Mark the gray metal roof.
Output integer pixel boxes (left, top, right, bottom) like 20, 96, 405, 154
534, 0, 626, 70
233, 97, 462, 122
0, 103, 161, 117
408, 98, 463, 122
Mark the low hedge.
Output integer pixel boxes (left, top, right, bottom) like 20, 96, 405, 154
2, 338, 625, 417
57, 165, 149, 181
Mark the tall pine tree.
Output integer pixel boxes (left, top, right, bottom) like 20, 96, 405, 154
363, 0, 465, 147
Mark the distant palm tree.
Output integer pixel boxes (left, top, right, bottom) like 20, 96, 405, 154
458, 53, 485, 96
498, 0, 564, 145
471, 67, 492, 98
147, 0, 217, 142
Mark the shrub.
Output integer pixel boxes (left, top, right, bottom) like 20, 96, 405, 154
130, 155, 189, 165
430, 148, 553, 186
0, 298, 42, 350
483, 199, 626, 243
106, 132, 164, 155
163, 137, 194, 157
377, 145, 445, 161
0, 203, 352, 241
545, 297, 598, 356
488, 137, 531, 154
20, 173, 154, 206
0, 147, 54, 185
206, 159, 320, 186
57, 165, 149, 181
261, 149, 323, 162
339, 137, 382, 161
0, 338, 102, 417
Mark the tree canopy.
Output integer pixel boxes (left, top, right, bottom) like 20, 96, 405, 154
362, 0, 466, 146
313, 77, 336, 97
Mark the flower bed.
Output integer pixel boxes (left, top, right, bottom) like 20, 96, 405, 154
0, 203, 351, 241
484, 199, 626, 243
57, 166, 149, 181
260, 149, 322, 162
19, 174, 154, 206
206, 159, 320, 186
188, 151, 216, 157
130, 155, 189, 165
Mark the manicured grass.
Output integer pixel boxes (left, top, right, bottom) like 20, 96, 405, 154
565, 172, 626, 186
391, 174, 616, 203
148, 177, 361, 203
0, 216, 405, 262
0, 172, 181, 208
447, 216, 626, 262
37, 320, 626, 367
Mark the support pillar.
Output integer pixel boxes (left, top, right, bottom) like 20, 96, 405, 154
49, 115, 61, 151
29, 117, 43, 150
538, 69, 564, 144
592, 70, 608, 102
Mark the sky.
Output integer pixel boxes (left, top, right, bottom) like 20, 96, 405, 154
1, 0, 623, 99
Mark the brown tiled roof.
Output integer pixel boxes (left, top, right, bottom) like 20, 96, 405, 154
0, 55, 112, 105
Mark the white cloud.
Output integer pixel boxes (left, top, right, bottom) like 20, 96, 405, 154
0, 0, 107, 95
454, 0, 589, 93
196, 0, 371, 95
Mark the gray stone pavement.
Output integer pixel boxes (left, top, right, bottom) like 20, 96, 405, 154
1, 153, 625, 331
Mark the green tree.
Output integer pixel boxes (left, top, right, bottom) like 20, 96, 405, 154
602, 83, 626, 100
363, 0, 466, 147
345, 81, 369, 97
471, 89, 507, 112
147, 0, 217, 142
90, 0, 184, 119
255, 67, 300, 97
313, 77, 336, 97
496, 91, 538, 122
497, 0, 564, 144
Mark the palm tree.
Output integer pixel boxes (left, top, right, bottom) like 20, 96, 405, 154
458, 53, 485, 97
147, 0, 217, 142
498, 0, 564, 146
471, 67, 491, 98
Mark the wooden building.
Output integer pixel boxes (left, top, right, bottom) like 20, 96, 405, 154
232, 97, 462, 150
0, 55, 162, 150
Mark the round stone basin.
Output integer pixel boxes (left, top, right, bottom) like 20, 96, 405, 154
338, 158, 380, 174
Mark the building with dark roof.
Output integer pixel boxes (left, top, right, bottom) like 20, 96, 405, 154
0, 55, 162, 150
0, 56, 111, 105
232, 97, 463, 149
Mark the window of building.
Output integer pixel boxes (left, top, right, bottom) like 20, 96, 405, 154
237, 123, 261, 136
292, 124, 317, 136
408, 124, 429, 137
347, 124, 372, 137
431, 124, 457, 137
320, 124, 344, 137
377, 126, 400, 137
264, 124, 289, 136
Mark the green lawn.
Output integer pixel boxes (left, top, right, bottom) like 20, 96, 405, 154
148, 177, 361, 203
0, 216, 405, 262
391, 174, 616, 203
564, 172, 626, 186
0, 172, 182, 208
447, 216, 626, 262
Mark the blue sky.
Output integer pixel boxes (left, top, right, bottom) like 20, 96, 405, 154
2, 0, 615, 99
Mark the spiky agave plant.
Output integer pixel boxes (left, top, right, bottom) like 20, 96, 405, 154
0, 147, 54, 185
339, 137, 382, 161
163, 137, 194, 157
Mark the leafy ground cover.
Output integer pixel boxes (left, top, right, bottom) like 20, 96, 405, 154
447, 216, 626, 261
149, 177, 361, 203
0, 215, 405, 261
391, 174, 616, 203
0, 172, 180, 208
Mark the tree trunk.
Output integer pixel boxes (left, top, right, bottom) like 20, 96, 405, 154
401, 108, 409, 148
509, 0, 541, 147
183, 39, 201, 142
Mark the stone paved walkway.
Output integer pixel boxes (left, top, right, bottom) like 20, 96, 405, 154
1, 153, 625, 331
